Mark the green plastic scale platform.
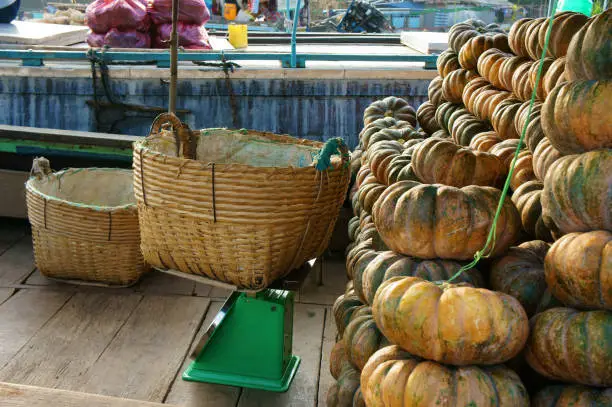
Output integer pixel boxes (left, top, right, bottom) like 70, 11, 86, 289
158, 258, 318, 392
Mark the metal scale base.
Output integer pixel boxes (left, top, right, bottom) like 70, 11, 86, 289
158, 259, 318, 392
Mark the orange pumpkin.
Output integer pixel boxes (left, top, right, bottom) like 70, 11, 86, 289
511, 180, 553, 242
489, 139, 523, 169
427, 76, 447, 107
526, 17, 546, 60
542, 57, 567, 98
529, 57, 554, 101
448, 20, 504, 52
372, 181, 521, 260
361, 345, 529, 407
515, 101, 545, 152
459, 33, 510, 71
372, 277, 529, 365
532, 137, 563, 182
384, 140, 423, 185
416, 101, 440, 135
499, 56, 531, 91
362, 138, 402, 165
364, 127, 423, 152
462, 77, 493, 114
510, 150, 537, 191
565, 9, 612, 81
471, 88, 511, 122
532, 385, 612, 407
327, 363, 365, 407
412, 138, 504, 187
490, 240, 550, 317
449, 111, 492, 146
359, 118, 412, 150
431, 129, 450, 139
368, 140, 405, 183
363, 96, 417, 127
537, 11, 589, 58
436, 49, 461, 78
525, 308, 612, 387
508, 18, 535, 57
356, 175, 386, 214
469, 131, 502, 152
512, 61, 536, 101
491, 98, 522, 140
545, 230, 612, 310
542, 80, 612, 154
330, 340, 348, 379
434, 102, 464, 133
477, 48, 511, 89
441, 68, 478, 103
343, 311, 389, 370
541, 150, 612, 235
356, 251, 483, 305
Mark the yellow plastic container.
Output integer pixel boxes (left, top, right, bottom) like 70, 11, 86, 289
228, 24, 248, 48
224, 3, 238, 20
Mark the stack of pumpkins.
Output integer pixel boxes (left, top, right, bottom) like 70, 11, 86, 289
332, 10, 611, 407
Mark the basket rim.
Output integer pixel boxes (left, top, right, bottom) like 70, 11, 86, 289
26, 167, 136, 212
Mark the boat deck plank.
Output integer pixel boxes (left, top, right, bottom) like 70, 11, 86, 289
0, 218, 347, 406
317, 307, 336, 407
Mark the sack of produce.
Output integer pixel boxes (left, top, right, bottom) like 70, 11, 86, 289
154, 22, 211, 49
147, 0, 210, 25
86, 0, 150, 33
87, 29, 151, 48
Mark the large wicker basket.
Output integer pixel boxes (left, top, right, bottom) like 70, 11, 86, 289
25, 158, 147, 286
133, 113, 350, 289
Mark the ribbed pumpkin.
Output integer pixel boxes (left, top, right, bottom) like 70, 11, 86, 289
435, 102, 464, 133
515, 101, 545, 152
347, 216, 360, 243
490, 240, 550, 317
512, 61, 536, 101
441, 68, 478, 103
491, 98, 522, 140
450, 111, 492, 146
468, 131, 501, 152
542, 57, 567, 99
533, 138, 563, 182
345, 241, 378, 280
526, 17, 546, 60
541, 150, 612, 235
538, 11, 589, 58
356, 251, 483, 305
545, 230, 612, 311
359, 118, 412, 150
361, 345, 529, 407
373, 181, 521, 259
363, 96, 417, 127
364, 127, 423, 152
427, 76, 446, 107
489, 139, 523, 169
458, 33, 510, 70
372, 277, 529, 365
330, 340, 348, 379
511, 180, 553, 242
499, 56, 531, 91
510, 150, 537, 191
508, 18, 535, 57
368, 140, 405, 184
565, 9, 612, 81
327, 363, 365, 407
436, 49, 461, 78
416, 101, 440, 135
532, 385, 612, 407
343, 312, 389, 370
333, 294, 366, 337
384, 140, 423, 185
541, 80, 612, 154
431, 129, 450, 139
529, 57, 554, 101
448, 19, 504, 52
462, 77, 492, 113
412, 138, 504, 187
470, 88, 511, 122
356, 175, 386, 214
525, 308, 612, 387
477, 48, 510, 89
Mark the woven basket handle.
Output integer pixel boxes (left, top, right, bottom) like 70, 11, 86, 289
148, 113, 196, 159
30, 157, 52, 179
313, 137, 350, 171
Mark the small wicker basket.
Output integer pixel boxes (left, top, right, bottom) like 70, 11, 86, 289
25, 158, 147, 286
134, 113, 350, 289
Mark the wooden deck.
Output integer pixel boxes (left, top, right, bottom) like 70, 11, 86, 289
0, 217, 346, 406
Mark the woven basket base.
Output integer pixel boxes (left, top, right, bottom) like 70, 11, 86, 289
32, 228, 147, 286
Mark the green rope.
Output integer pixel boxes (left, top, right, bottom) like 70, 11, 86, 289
313, 137, 349, 171
446, 2, 559, 284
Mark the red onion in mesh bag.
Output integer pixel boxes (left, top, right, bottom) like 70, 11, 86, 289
87, 29, 151, 48
147, 0, 210, 25
86, 0, 150, 34
154, 23, 211, 50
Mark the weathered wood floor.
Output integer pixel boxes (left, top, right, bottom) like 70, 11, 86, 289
0, 218, 346, 406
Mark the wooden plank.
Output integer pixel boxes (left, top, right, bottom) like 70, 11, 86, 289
136, 271, 196, 296
77, 295, 210, 402
0, 290, 72, 370
0, 292, 142, 387
164, 301, 242, 407
0, 170, 28, 219
0, 382, 176, 407
298, 258, 347, 306
237, 303, 326, 407
0, 288, 15, 306
0, 21, 88, 46
0, 220, 27, 256
0, 237, 36, 287
317, 308, 336, 407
